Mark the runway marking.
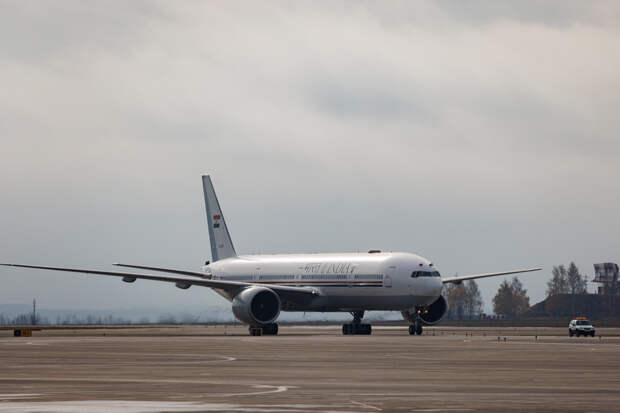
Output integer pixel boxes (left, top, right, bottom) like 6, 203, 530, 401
0, 353, 237, 369
220, 385, 293, 397
0, 394, 41, 400
410, 409, 474, 412
132, 354, 237, 365
350, 400, 382, 411
0, 400, 312, 412
1, 341, 49, 346
0, 377, 294, 393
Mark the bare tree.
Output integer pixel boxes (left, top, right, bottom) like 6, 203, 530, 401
493, 279, 513, 316
493, 277, 530, 317
444, 280, 484, 320
565, 262, 587, 314
566, 262, 587, 295
510, 277, 530, 315
464, 280, 483, 318
547, 265, 569, 297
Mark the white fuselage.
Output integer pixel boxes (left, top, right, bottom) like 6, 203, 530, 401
204, 252, 443, 312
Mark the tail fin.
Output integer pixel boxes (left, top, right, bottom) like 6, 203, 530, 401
202, 175, 236, 261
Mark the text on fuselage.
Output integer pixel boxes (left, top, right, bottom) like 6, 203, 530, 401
304, 263, 357, 274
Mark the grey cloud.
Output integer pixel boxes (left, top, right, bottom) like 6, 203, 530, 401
434, 0, 620, 27
0, 1, 167, 63
308, 78, 431, 120
355, 0, 620, 29
1, 2, 619, 312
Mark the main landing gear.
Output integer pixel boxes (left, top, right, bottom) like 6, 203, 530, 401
342, 311, 372, 335
249, 323, 278, 336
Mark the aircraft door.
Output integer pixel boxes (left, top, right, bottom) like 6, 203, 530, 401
384, 266, 396, 288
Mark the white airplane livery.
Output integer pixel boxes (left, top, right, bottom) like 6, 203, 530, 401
2, 176, 541, 336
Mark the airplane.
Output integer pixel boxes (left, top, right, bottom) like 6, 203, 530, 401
1, 175, 541, 336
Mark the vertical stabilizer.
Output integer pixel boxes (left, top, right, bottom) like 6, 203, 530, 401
202, 175, 236, 261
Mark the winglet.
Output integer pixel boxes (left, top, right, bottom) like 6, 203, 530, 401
202, 175, 236, 262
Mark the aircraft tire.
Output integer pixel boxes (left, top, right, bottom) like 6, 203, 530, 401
342, 323, 371, 335
249, 324, 278, 336
262, 323, 278, 335
408, 325, 416, 335
415, 322, 423, 335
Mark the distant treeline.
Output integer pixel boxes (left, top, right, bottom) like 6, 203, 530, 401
0, 312, 398, 326
0, 313, 204, 326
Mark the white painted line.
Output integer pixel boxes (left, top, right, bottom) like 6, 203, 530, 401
350, 400, 382, 411
220, 385, 293, 397
0, 395, 41, 400
0, 400, 307, 412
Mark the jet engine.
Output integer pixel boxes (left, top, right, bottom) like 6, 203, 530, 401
232, 286, 281, 325
401, 295, 448, 326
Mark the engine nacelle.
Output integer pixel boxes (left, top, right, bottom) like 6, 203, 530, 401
232, 286, 281, 325
401, 295, 448, 326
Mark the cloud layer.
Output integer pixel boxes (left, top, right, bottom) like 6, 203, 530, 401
1, 1, 619, 312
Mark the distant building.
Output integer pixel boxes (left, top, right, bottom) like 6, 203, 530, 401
593, 263, 619, 295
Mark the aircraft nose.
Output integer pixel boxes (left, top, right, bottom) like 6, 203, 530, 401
433, 278, 443, 295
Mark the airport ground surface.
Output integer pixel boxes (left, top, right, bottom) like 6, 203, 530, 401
1, 325, 620, 412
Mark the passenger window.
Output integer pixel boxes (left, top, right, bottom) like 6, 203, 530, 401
411, 271, 418, 278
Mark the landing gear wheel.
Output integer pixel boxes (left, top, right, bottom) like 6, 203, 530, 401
249, 323, 278, 336
342, 311, 371, 335
263, 323, 278, 335
342, 323, 371, 335
569, 330, 573, 337
409, 319, 423, 336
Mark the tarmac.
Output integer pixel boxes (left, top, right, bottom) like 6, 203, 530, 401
1, 325, 620, 412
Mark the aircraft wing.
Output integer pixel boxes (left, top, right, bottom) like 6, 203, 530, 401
441, 267, 542, 284
113, 263, 209, 278
0, 263, 319, 303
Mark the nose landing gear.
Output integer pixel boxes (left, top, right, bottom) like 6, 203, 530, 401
408, 321, 423, 335
408, 310, 423, 335
342, 311, 372, 335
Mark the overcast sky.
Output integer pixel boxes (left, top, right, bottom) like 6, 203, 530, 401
1, 1, 619, 314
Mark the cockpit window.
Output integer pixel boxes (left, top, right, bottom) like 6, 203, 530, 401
411, 271, 441, 278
